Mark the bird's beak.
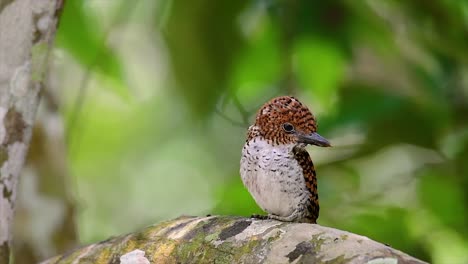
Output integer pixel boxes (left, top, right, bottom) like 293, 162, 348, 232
297, 132, 331, 147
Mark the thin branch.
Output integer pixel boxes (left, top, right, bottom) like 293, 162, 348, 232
214, 108, 248, 128
65, 66, 93, 147
232, 94, 251, 126
65, 1, 140, 150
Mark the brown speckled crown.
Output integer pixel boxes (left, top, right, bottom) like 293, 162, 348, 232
250, 96, 317, 145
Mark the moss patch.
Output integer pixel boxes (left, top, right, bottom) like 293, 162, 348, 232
310, 233, 326, 251
327, 254, 352, 264
0, 147, 8, 166
31, 42, 49, 82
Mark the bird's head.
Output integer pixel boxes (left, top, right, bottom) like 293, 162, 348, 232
251, 96, 331, 148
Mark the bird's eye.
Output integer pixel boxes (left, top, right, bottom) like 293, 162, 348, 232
282, 123, 295, 133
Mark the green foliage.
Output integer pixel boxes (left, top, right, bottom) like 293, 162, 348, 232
231, 17, 282, 104
419, 171, 466, 231
212, 177, 263, 216
55, 0, 127, 97
161, 0, 249, 117
343, 207, 431, 261
54, 1, 468, 263
294, 37, 345, 110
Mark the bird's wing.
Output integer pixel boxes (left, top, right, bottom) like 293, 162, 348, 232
293, 147, 319, 223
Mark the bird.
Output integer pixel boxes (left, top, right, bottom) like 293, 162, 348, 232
240, 96, 330, 224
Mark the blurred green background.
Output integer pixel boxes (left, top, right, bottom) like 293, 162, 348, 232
21, 0, 468, 263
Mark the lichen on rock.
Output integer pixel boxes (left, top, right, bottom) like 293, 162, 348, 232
40, 216, 428, 264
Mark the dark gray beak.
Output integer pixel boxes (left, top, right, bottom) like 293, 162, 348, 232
297, 132, 331, 147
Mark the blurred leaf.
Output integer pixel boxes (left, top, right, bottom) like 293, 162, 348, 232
419, 171, 466, 231
231, 18, 282, 104
342, 207, 430, 262
162, 1, 249, 118
320, 84, 405, 133
70, 99, 133, 174
294, 37, 345, 110
367, 105, 440, 149
346, 1, 395, 53
212, 176, 263, 216
56, 0, 127, 97
269, 1, 351, 45
401, 0, 468, 60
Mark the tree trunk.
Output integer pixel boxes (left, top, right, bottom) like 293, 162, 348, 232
13, 90, 77, 263
0, 0, 63, 263
41, 215, 427, 264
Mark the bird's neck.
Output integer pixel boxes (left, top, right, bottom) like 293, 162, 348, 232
245, 136, 297, 158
